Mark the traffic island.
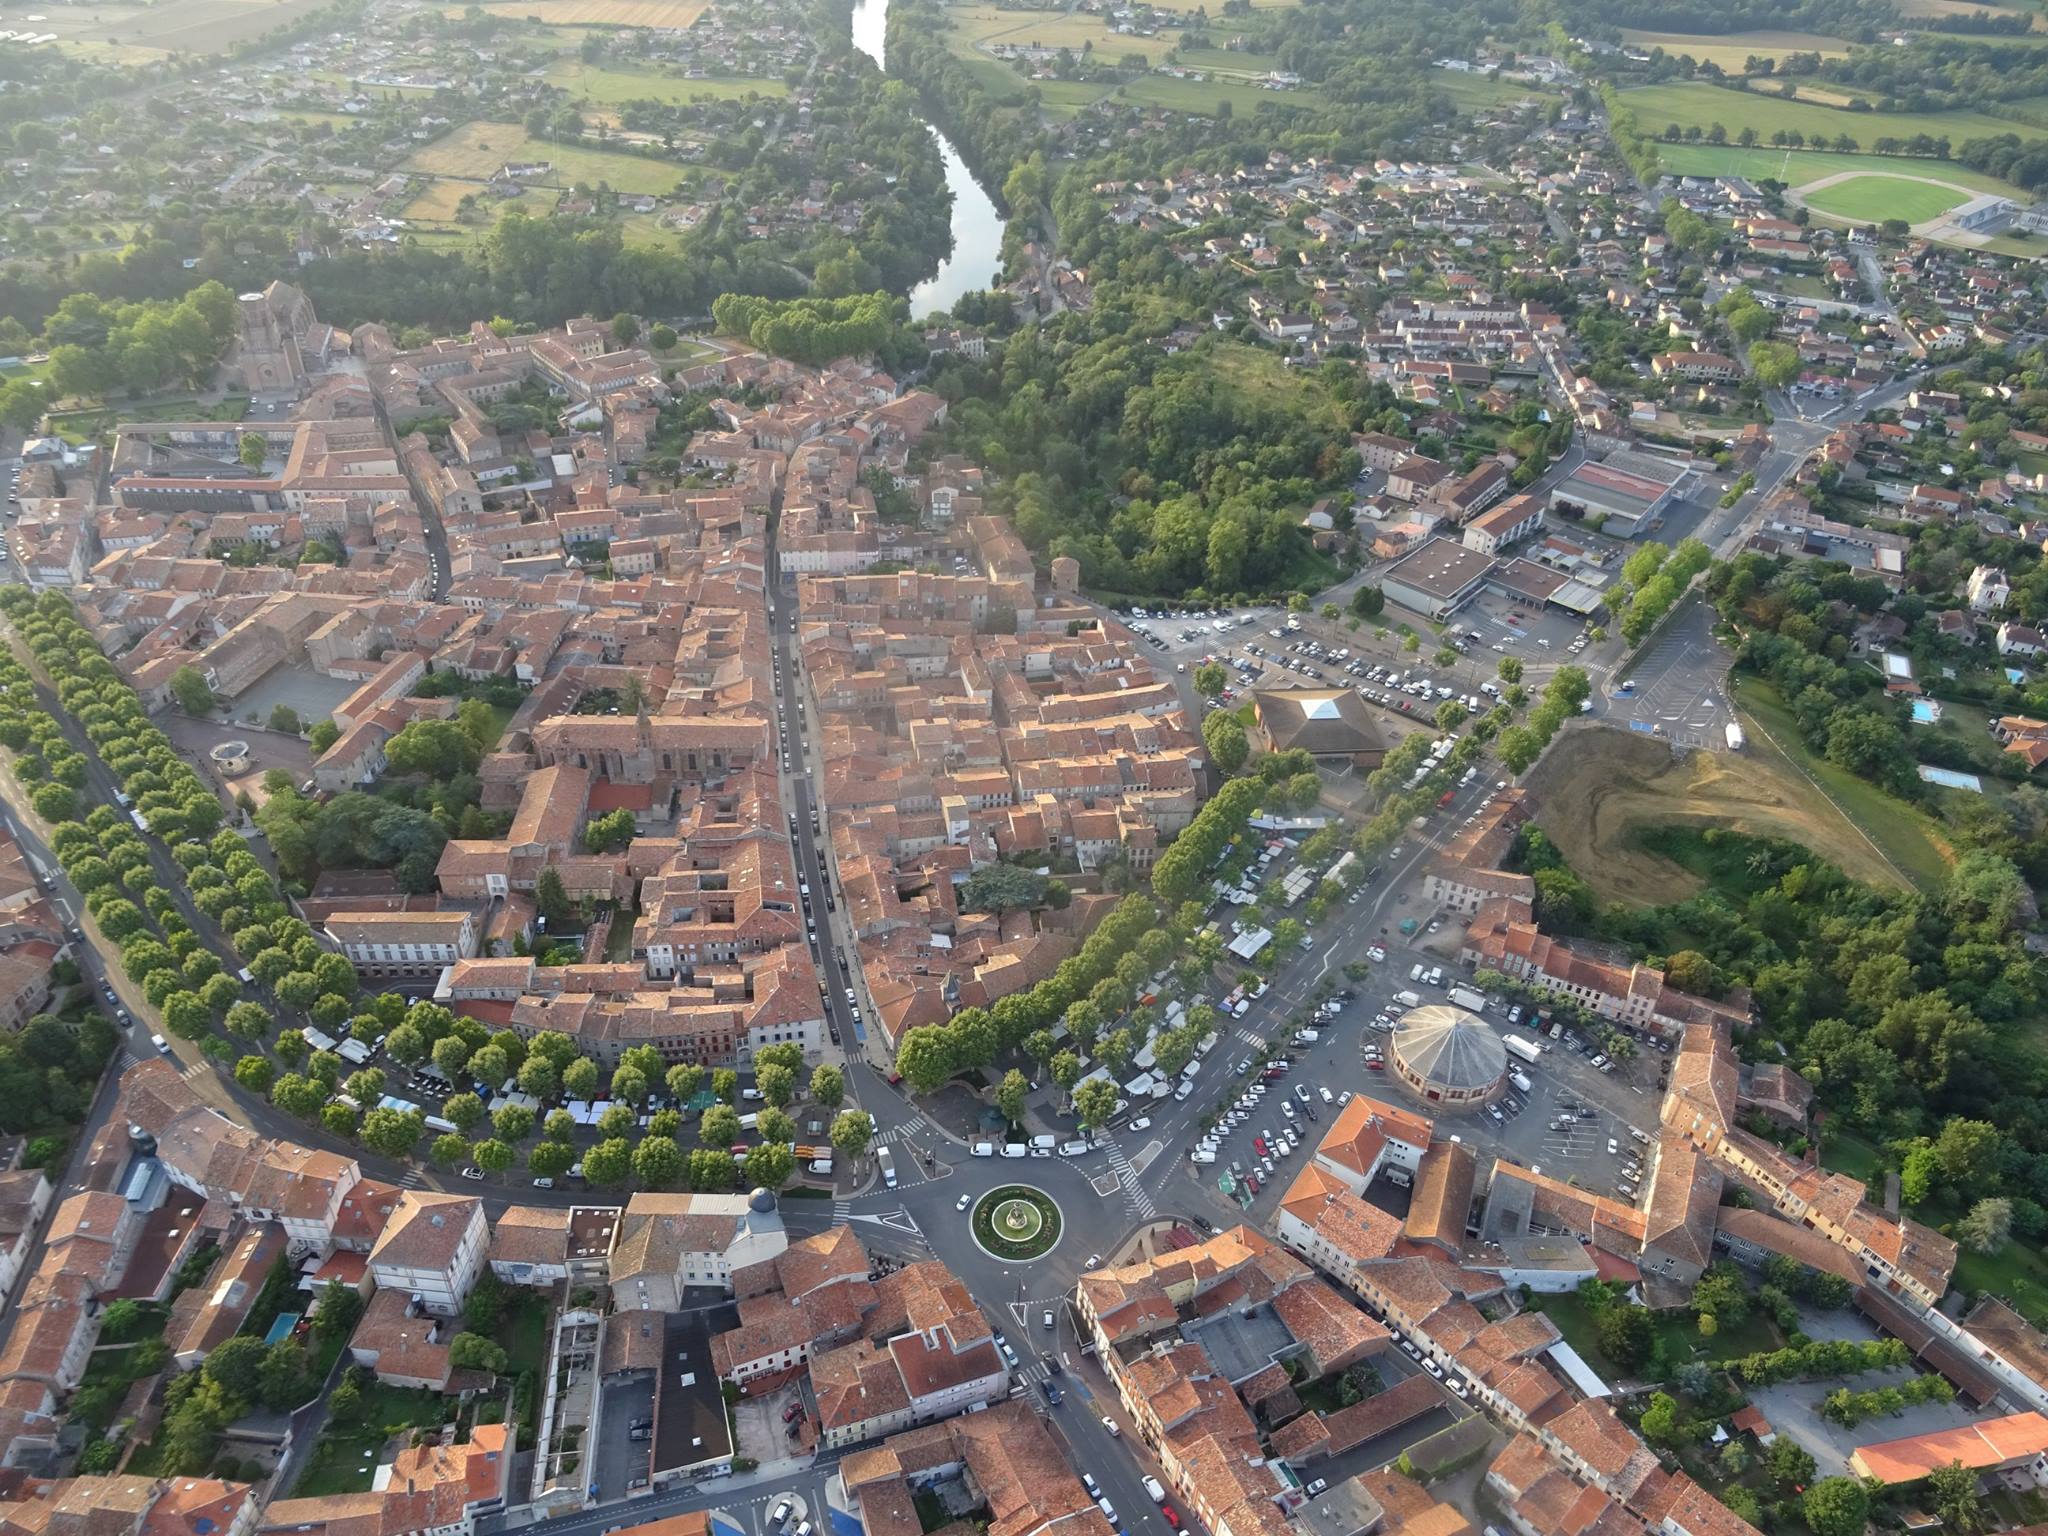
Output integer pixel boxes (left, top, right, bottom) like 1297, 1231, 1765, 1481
970, 1185, 1062, 1260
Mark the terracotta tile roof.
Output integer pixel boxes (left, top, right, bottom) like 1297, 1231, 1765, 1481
368, 1191, 480, 1274
1279, 1164, 1403, 1266
1269, 1278, 1389, 1370
1406, 1141, 1477, 1253
1638, 1474, 1765, 1536
259, 1425, 508, 1536
1850, 1410, 2048, 1483
1544, 1400, 1663, 1500
1355, 1468, 1474, 1536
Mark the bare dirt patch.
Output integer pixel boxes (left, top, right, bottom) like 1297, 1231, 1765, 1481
1522, 724, 1907, 905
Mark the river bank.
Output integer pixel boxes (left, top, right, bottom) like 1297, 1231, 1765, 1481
849, 0, 1007, 316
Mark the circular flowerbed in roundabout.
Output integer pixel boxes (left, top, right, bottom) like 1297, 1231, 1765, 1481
970, 1184, 1063, 1260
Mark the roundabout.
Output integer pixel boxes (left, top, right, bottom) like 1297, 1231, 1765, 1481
970, 1184, 1063, 1260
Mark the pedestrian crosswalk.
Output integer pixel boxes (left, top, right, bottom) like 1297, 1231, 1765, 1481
874, 1112, 931, 1148
832, 1199, 851, 1221
1235, 1028, 1265, 1049
1104, 1142, 1157, 1221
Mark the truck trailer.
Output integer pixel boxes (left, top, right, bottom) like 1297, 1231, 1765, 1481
1502, 1034, 1543, 1066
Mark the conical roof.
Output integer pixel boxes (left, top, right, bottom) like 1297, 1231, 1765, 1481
1392, 1004, 1505, 1091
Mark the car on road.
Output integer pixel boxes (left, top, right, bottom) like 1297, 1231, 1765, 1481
956, 1193, 972, 1211
1101, 1416, 1120, 1437
1607, 1138, 1620, 1155
771, 1502, 793, 1528
1130, 1117, 1152, 1131
460, 1166, 485, 1181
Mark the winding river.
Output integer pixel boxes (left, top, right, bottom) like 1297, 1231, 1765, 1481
849, 0, 1007, 316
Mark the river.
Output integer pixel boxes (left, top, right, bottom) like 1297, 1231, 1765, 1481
848, 0, 1006, 317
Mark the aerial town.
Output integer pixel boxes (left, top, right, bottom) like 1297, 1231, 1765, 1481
11, 5, 2048, 1536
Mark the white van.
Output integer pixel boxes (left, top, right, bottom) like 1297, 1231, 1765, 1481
1028, 1134, 1057, 1151
1002, 1143, 1028, 1159
971, 1140, 995, 1157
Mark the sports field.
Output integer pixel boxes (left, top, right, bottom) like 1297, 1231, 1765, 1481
1799, 173, 1975, 223
1171, 47, 1283, 78
1649, 141, 2027, 198
1617, 27, 1849, 71
1619, 80, 2048, 151
404, 122, 684, 195
543, 60, 787, 101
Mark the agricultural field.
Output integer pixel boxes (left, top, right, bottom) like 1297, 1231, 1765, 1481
1122, 74, 1316, 115
404, 122, 686, 195
1617, 28, 1850, 71
1897, 0, 2044, 27
1140, 0, 1296, 14
1619, 80, 2048, 150
1799, 172, 1975, 223
401, 179, 477, 222
1036, 78, 1114, 116
0, 0, 332, 56
1520, 722, 1916, 904
1651, 142, 2029, 199
947, 5, 1178, 64
463, 0, 706, 22
543, 59, 788, 102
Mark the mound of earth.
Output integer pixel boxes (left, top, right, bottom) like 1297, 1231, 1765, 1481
1522, 724, 1907, 905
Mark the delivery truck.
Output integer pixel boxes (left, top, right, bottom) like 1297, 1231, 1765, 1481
1503, 1034, 1543, 1066
1448, 985, 1488, 1013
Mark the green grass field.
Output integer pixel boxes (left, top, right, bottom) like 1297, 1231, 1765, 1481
1171, 46, 1282, 76
1732, 675, 1952, 892
405, 121, 684, 195
1433, 68, 1559, 112
1620, 81, 2048, 153
544, 60, 788, 102
947, 4, 1178, 61
1617, 27, 1851, 71
1801, 173, 1975, 223
1649, 142, 2029, 198
1122, 74, 1314, 114
1037, 78, 1113, 116
1819, 1127, 1882, 1183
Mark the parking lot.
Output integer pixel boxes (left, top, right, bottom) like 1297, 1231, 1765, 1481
1214, 861, 1669, 1218
592, 1370, 656, 1502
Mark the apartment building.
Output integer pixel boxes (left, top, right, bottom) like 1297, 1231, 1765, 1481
711, 1226, 873, 1383
607, 1190, 788, 1311
811, 1259, 1009, 1448
367, 1192, 487, 1316
324, 910, 480, 981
